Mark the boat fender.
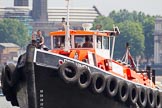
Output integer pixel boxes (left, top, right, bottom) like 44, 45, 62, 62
146, 89, 155, 108
1, 64, 19, 106
5, 63, 17, 87
118, 80, 129, 103
137, 87, 147, 108
77, 67, 91, 89
91, 72, 106, 94
1, 64, 8, 96
105, 76, 118, 97
127, 83, 138, 105
10, 97, 19, 107
58, 62, 79, 84
155, 91, 162, 108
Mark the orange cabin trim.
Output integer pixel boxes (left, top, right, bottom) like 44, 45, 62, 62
49, 30, 110, 37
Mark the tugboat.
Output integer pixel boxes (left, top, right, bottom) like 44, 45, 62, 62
1, 1, 162, 108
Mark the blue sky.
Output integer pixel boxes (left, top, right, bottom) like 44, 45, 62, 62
2, 0, 162, 16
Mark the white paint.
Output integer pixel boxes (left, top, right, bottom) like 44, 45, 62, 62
112, 62, 124, 76
96, 49, 110, 59
88, 51, 94, 66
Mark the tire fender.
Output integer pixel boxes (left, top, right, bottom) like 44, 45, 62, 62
106, 76, 118, 97
118, 80, 129, 103
91, 72, 106, 94
146, 89, 155, 108
5, 63, 16, 87
59, 62, 79, 83
137, 87, 147, 108
77, 67, 91, 89
128, 83, 138, 104
155, 91, 162, 108
1, 64, 19, 106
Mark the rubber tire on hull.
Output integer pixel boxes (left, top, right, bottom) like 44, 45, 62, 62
5, 63, 16, 87
1, 64, 13, 100
1, 64, 19, 106
127, 83, 138, 105
118, 80, 129, 103
91, 73, 106, 94
137, 87, 147, 108
146, 89, 155, 108
59, 62, 79, 84
1, 65, 7, 95
105, 76, 118, 97
77, 67, 91, 89
11, 98, 19, 107
155, 91, 162, 108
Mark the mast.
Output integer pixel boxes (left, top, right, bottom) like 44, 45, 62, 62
122, 43, 136, 70
64, 0, 71, 51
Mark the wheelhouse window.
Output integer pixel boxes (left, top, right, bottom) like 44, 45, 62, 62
96, 36, 109, 49
53, 36, 65, 48
97, 36, 102, 49
103, 36, 109, 49
74, 35, 93, 48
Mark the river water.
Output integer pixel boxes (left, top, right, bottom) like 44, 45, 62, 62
0, 96, 19, 108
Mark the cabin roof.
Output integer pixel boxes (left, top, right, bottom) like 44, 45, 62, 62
49, 30, 113, 37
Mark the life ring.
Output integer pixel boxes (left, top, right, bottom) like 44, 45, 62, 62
1, 64, 19, 106
105, 76, 118, 97
91, 72, 106, 94
58, 62, 79, 84
146, 89, 155, 108
77, 67, 91, 89
155, 91, 162, 108
137, 87, 147, 108
118, 80, 129, 103
5, 63, 17, 87
127, 83, 138, 105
